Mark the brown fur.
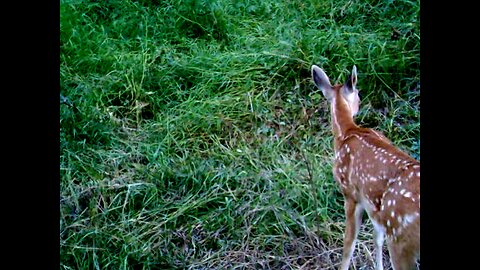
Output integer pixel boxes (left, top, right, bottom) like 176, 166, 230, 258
311, 65, 420, 270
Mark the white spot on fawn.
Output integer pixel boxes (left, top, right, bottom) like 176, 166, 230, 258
401, 213, 418, 228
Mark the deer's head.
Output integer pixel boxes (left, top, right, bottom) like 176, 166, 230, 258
311, 65, 360, 117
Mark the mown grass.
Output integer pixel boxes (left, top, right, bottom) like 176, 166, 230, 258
60, 0, 420, 269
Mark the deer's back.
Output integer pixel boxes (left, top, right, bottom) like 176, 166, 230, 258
333, 128, 420, 240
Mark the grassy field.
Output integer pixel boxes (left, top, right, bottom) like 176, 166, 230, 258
60, 0, 420, 269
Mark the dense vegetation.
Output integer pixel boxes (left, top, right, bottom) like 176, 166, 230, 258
60, 0, 420, 269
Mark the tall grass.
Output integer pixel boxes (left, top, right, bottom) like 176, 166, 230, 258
60, 0, 420, 269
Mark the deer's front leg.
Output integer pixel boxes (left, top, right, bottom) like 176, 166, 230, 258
372, 219, 385, 270
339, 198, 363, 270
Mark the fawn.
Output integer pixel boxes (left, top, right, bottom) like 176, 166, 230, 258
311, 65, 420, 270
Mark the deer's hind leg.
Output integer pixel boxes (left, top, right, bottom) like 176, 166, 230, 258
386, 220, 420, 270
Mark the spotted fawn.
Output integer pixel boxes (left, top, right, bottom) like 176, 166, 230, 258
311, 65, 420, 270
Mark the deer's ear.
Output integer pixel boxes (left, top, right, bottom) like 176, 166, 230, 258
344, 65, 358, 93
311, 65, 334, 100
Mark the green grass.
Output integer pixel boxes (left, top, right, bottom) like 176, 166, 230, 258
60, 0, 420, 269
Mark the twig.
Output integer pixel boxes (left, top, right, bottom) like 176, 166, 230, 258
298, 144, 319, 235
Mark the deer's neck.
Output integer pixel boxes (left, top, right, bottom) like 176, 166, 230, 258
331, 95, 357, 149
